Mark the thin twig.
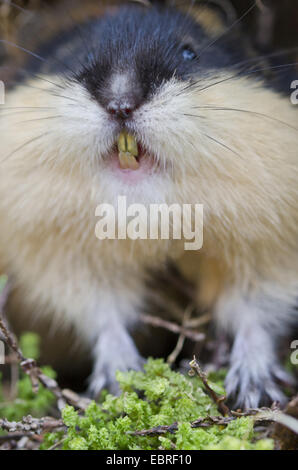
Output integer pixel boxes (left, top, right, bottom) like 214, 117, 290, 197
48, 437, 66, 451
167, 304, 194, 365
140, 314, 205, 342
129, 416, 235, 436
189, 356, 230, 416
129, 405, 283, 437
184, 312, 212, 328
167, 334, 186, 366
0, 276, 91, 412
0, 415, 65, 437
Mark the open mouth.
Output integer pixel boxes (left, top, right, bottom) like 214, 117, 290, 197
106, 131, 158, 181
116, 131, 157, 172
117, 131, 140, 170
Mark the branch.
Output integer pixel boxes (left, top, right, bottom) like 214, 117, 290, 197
129, 416, 237, 436
140, 314, 205, 342
129, 405, 285, 437
0, 276, 91, 412
167, 304, 194, 365
130, 402, 289, 438
184, 312, 211, 329
189, 357, 231, 416
0, 415, 64, 437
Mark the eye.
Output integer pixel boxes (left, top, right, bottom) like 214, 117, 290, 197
182, 45, 197, 61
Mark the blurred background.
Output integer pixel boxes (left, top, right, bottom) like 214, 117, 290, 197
1, 0, 298, 56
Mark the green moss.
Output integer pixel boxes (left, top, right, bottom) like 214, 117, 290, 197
0, 274, 8, 293
44, 358, 274, 451
0, 329, 275, 450
20, 332, 41, 361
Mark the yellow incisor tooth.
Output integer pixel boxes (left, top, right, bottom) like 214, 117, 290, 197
117, 132, 139, 170
117, 131, 139, 156
119, 151, 139, 170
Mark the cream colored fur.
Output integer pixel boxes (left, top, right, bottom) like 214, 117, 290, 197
0, 62, 297, 404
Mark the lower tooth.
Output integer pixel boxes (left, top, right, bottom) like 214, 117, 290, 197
119, 151, 139, 170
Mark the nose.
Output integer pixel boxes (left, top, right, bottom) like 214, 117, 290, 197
107, 99, 136, 120
105, 73, 143, 120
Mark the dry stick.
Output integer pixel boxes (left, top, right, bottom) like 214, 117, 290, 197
48, 437, 66, 451
130, 406, 282, 437
0, 277, 91, 412
0, 277, 19, 398
167, 304, 194, 365
132, 399, 288, 437
0, 307, 65, 401
147, 290, 191, 323
0, 415, 65, 437
140, 313, 205, 343
184, 312, 212, 329
130, 416, 237, 437
167, 334, 186, 366
189, 357, 231, 417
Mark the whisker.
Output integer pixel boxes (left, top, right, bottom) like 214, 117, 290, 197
188, 107, 298, 132
0, 106, 58, 118
5, 79, 82, 105
7, 79, 60, 95
0, 109, 58, 118
0, 0, 96, 77
1, 131, 52, 164
49, 91, 83, 105
226, 47, 298, 72
198, 1, 257, 57
0, 106, 56, 110
196, 62, 298, 94
0, 39, 76, 76
14, 115, 63, 125
0, 64, 67, 91
177, 48, 298, 98
203, 133, 242, 159
0, 0, 29, 14
0, 39, 46, 63
27, 74, 66, 91
183, 113, 206, 119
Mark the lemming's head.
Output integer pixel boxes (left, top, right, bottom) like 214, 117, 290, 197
75, 4, 242, 114
5, 1, 269, 204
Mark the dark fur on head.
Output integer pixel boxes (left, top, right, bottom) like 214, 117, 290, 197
24, 3, 248, 108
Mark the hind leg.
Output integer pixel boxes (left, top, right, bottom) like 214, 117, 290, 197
215, 290, 295, 408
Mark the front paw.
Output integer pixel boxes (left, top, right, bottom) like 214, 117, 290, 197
87, 352, 144, 398
225, 361, 293, 409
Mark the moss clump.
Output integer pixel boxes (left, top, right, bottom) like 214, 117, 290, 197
43, 359, 273, 450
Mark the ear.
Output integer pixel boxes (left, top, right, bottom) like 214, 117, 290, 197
186, 0, 237, 36
202, 0, 237, 25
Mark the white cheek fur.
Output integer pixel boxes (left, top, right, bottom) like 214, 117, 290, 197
56, 81, 118, 163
